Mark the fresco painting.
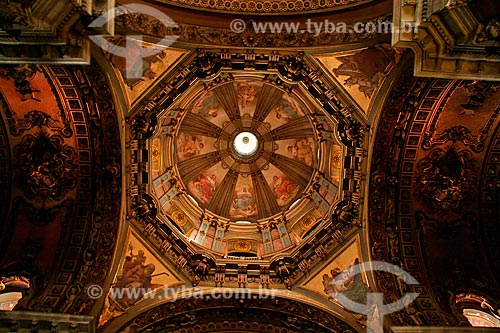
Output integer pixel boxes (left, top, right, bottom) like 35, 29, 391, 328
176, 133, 216, 162
262, 166, 301, 207
288, 138, 314, 167
114, 245, 164, 308
275, 96, 303, 120
275, 137, 314, 167
264, 95, 305, 129
190, 92, 219, 118
235, 80, 261, 115
301, 237, 366, 304
229, 176, 257, 218
321, 257, 368, 304
187, 164, 227, 205
189, 172, 218, 204
99, 233, 182, 326
188, 91, 229, 128
109, 38, 165, 88
315, 44, 401, 113
107, 37, 187, 105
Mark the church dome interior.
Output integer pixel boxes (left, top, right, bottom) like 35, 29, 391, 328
0, 0, 499, 332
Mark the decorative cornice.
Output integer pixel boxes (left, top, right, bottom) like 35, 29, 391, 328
116, 13, 392, 48
392, 0, 500, 81
153, 0, 373, 14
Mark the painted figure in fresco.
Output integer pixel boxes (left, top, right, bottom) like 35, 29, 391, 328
109, 38, 166, 88
288, 138, 314, 166
322, 258, 368, 304
115, 248, 160, 307
275, 97, 300, 120
0, 64, 40, 101
235, 81, 258, 109
192, 173, 217, 203
272, 175, 297, 201
177, 133, 204, 159
459, 81, 499, 116
232, 187, 256, 215
121, 249, 146, 273
332, 44, 399, 98
191, 94, 219, 118
343, 74, 384, 98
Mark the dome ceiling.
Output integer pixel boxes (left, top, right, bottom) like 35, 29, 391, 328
147, 74, 344, 257
117, 49, 366, 332
175, 79, 317, 220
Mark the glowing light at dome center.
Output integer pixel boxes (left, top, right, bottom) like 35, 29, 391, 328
233, 132, 259, 157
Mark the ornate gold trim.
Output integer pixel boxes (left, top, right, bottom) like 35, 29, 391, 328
153, 0, 373, 14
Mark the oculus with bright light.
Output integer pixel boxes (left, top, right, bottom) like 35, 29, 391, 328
233, 131, 259, 158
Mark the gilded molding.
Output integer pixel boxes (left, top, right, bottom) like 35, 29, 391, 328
392, 0, 500, 81
153, 0, 372, 14
116, 13, 392, 48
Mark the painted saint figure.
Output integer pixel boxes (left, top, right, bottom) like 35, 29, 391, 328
191, 94, 219, 118
231, 186, 256, 217
176, 133, 205, 161
288, 138, 314, 166
322, 258, 368, 304
114, 248, 162, 307
191, 173, 217, 203
275, 97, 301, 120
235, 81, 258, 109
272, 175, 299, 205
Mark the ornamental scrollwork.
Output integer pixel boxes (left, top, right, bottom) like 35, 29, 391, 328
414, 146, 478, 212
158, 0, 367, 14
13, 132, 78, 203
115, 13, 392, 48
422, 125, 485, 152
